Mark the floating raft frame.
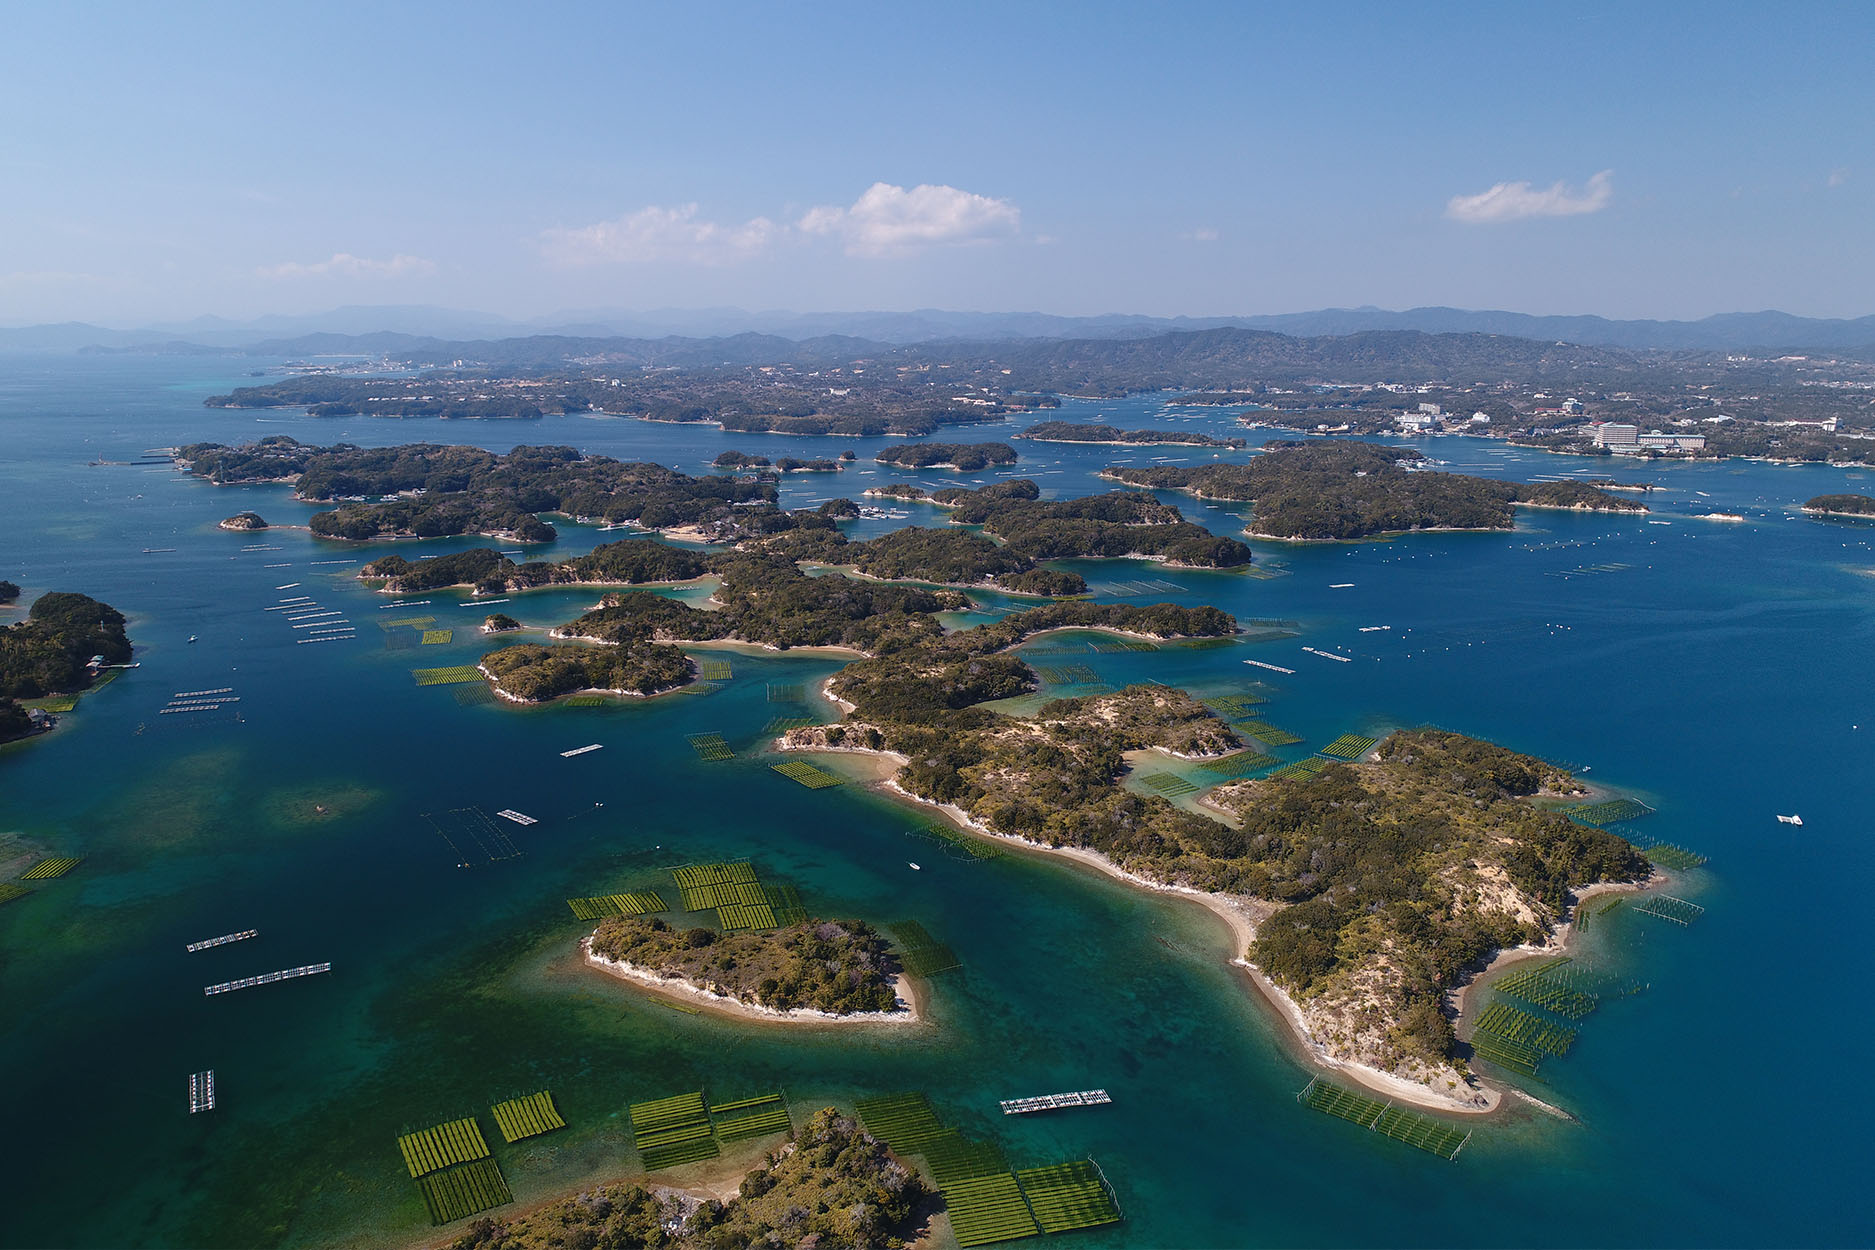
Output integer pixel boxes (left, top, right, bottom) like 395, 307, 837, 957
1632, 894, 1705, 925
889, 921, 961, 976
1296, 1078, 1470, 1160
566, 891, 667, 920
771, 759, 843, 789
489, 1091, 566, 1143
204, 962, 331, 996
186, 929, 258, 953
188, 1069, 216, 1114
418, 1157, 512, 1226
397, 1116, 491, 1178
1000, 1089, 1111, 1115
18, 857, 83, 881
686, 732, 734, 761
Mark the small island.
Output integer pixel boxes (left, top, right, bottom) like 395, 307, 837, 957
933, 479, 1255, 567
864, 483, 929, 501
1102, 440, 1644, 539
1019, 420, 1247, 449
217, 511, 268, 531
479, 640, 694, 702
481, 613, 521, 634
712, 450, 771, 468
1802, 493, 1875, 517
875, 441, 1019, 471
586, 915, 906, 1017
0, 581, 18, 605
444, 1108, 927, 1249
0, 591, 132, 744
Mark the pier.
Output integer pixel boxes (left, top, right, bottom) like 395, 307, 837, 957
204, 962, 330, 995
999, 1089, 1112, 1115
189, 1070, 216, 1113
186, 929, 258, 953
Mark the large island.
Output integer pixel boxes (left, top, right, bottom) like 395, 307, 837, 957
0, 591, 132, 744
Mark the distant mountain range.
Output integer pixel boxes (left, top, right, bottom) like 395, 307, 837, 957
5, 303, 1874, 355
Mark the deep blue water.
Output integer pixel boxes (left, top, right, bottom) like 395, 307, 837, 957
1, 354, 1870, 1247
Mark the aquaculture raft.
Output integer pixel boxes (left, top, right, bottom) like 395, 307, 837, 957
686, 732, 734, 761
1632, 894, 1705, 926
888, 920, 961, 976
566, 891, 667, 920
186, 929, 258, 953
1318, 734, 1379, 761
1012, 1160, 1124, 1235
999, 1089, 1111, 1115
204, 963, 331, 996
489, 1091, 565, 1143
18, 857, 82, 880
397, 1116, 491, 1178
710, 1092, 791, 1142
1296, 1078, 1470, 1160
771, 760, 843, 789
410, 665, 482, 686
629, 1090, 719, 1170
418, 1158, 512, 1225
1566, 797, 1655, 826
188, 1070, 216, 1113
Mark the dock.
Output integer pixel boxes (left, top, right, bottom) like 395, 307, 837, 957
186, 929, 258, 953
204, 962, 331, 996
999, 1089, 1112, 1115
189, 1070, 216, 1113
495, 809, 538, 825
560, 744, 603, 758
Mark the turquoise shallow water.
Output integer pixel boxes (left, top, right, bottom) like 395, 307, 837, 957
2, 355, 1871, 1247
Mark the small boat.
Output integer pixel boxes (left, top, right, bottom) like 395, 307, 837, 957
908, 862, 922, 871
1776, 814, 1803, 826
187, 635, 197, 644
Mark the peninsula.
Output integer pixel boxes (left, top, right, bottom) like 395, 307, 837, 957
0, 592, 133, 744
1020, 420, 1247, 448
1802, 493, 1875, 517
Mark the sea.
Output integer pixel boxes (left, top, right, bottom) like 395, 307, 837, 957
1, 353, 1870, 1248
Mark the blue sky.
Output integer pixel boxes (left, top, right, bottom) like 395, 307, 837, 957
3, 1, 1870, 325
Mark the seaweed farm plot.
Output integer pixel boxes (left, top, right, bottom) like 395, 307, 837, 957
1268, 757, 1328, 781
1087, 638, 1159, 653
1035, 664, 1101, 685
718, 900, 780, 932
17, 857, 82, 881
1013, 1160, 1124, 1235
763, 883, 809, 926
1492, 958, 1601, 1020
709, 1093, 792, 1143
670, 860, 758, 904
1567, 798, 1656, 826
629, 1090, 719, 1170
1318, 734, 1380, 761
411, 665, 484, 687
489, 1091, 566, 1144
771, 760, 843, 789
1136, 771, 1198, 797
420, 629, 454, 645
1632, 894, 1705, 926
452, 683, 496, 706
685, 732, 734, 761
417, 1158, 512, 1226
887, 921, 962, 976
697, 658, 733, 681
1203, 692, 1268, 717
920, 1133, 1010, 1186
765, 683, 804, 703
1197, 750, 1282, 779
1296, 1079, 1470, 1160
565, 891, 668, 921
0, 883, 31, 906
396, 1117, 492, 1178
944, 1173, 1041, 1248
1240, 721, 1304, 747
423, 806, 522, 867
761, 714, 816, 733
855, 1091, 952, 1153
1643, 843, 1709, 870
907, 823, 1004, 862
1474, 1001, 1577, 1057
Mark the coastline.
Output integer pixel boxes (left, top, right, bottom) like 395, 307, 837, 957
581, 936, 923, 1026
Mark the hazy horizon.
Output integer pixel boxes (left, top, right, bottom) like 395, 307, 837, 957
5, 3, 1870, 325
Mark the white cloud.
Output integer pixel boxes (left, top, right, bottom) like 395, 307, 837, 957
1444, 170, 1614, 224
798, 182, 1020, 256
259, 252, 435, 279
1828, 167, 1849, 188
1183, 227, 1220, 242
539, 205, 781, 266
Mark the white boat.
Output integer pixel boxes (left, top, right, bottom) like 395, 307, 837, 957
909, 862, 922, 871
1776, 813, 1803, 826
187, 634, 197, 643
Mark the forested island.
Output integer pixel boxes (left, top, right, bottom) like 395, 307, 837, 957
1802, 493, 1875, 517
588, 915, 902, 1015
1103, 440, 1644, 539
1020, 420, 1246, 448
218, 511, 268, 531
0, 592, 132, 743
711, 450, 844, 472
932, 479, 1255, 566
874, 441, 1018, 470
447, 1108, 927, 1249
479, 640, 694, 702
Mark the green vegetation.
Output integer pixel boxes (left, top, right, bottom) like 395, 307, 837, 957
1296, 1078, 1470, 1160
362, 539, 709, 595
1240, 721, 1303, 746
482, 613, 520, 634
0, 581, 18, 604
935, 478, 1254, 567
1020, 420, 1245, 449
710, 1093, 792, 1143
1474, 1001, 1577, 1056
907, 822, 1004, 861
1804, 493, 1875, 516
479, 641, 693, 701
854, 1092, 951, 1152
1644, 843, 1707, 870
397, 1117, 492, 1179
876, 442, 1019, 470
0, 883, 30, 905
887, 920, 962, 976
17, 857, 82, 880
1103, 441, 1642, 539
713, 450, 770, 468
1197, 750, 1282, 779
772, 759, 844, 788
449, 1107, 928, 1249
421, 629, 453, 645
219, 511, 268, 530
1266, 757, 1328, 780
488, 1092, 565, 1144
629, 1091, 720, 1170
419, 1158, 513, 1226
1137, 771, 1199, 797
590, 915, 900, 1014
834, 525, 1089, 596
0, 593, 132, 743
